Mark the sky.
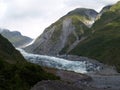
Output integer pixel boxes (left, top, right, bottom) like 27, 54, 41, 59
0, 0, 119, 38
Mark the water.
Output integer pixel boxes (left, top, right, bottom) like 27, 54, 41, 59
17, 48, 101, 73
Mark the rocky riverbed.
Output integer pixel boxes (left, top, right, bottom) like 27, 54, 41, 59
31, 68, 120, 90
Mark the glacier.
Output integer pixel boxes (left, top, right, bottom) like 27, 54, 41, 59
17, 48, 101, 73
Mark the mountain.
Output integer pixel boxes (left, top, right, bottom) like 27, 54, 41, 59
0, 28, 33, 47
25, 2, 120, 71
99, 5, 112, 14
96, 5, 112, 20
66, 8, 98, 27
25, 8, 98, 55
0, 34, 59, 90
69, 1, 120, 72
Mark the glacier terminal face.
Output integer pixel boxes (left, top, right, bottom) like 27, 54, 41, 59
17, 48, 102, 74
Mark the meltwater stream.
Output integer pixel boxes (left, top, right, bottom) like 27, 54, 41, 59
17, 48, 101, 73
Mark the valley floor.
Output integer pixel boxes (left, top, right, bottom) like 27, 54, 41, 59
18, 49, 120, 90
59, 55, 120, 90
31, 56, 120, 90
31, 68, 120, 90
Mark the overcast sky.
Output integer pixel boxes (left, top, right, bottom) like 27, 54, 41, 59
0, 0, 119, 38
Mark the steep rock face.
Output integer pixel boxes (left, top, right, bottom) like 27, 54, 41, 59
0, 28, 33, 47
25, 8, 98, 55
69, 2, 120, 71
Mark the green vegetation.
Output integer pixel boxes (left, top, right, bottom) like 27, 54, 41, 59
0, 61, 59, 90
92, 11, 118, 32
0, 34, 59, 90
110, 1, 120, 12
69, 3, 120, 72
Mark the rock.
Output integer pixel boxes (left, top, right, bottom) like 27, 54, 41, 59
31, 80, 81, 90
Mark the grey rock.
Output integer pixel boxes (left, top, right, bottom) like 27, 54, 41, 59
31, 80, 81, 90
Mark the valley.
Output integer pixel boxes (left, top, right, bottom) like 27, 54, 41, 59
0, 1, 120, 90
18, 48, 120, 90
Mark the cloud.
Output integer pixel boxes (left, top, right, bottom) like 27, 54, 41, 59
0, 0, 67, 38
64, 0, 119, 12
0, 1, 7, 19
0, 0, 119, 38
3, 0, 67, 19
